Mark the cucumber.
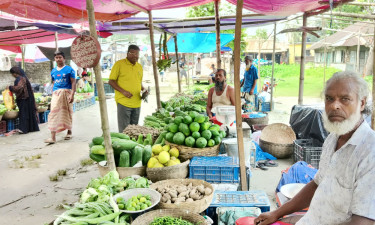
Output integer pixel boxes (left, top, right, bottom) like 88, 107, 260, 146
89, 153, 105, 162
92, 137, 104, 145
142, 145, 152, 166
130, 145, 143, 167
90, 145, 105, 155
118, 150, 130, 167
110, 132, 130, 140
155, 131, 167, 145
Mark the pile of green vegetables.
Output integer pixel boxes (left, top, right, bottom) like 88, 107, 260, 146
150, 216, 195, 225
117, 194, 152, 211
0, 104, 6, 115
77, 83, 93, 93
54, 199, 130, 225
89, 132, 152, 168
80, 170, 149, 204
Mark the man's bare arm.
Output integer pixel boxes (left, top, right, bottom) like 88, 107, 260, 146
343, 215, 375, 225
108, 80, 132, 98
206, 88, 214, 118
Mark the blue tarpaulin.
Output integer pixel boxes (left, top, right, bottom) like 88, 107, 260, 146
167, 33, 234, 53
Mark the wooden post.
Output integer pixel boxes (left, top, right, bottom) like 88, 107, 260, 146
356, 30, 361, 73
21, 45, 25, 69
86, 0, 116, 170
55, 32, 59, 51
298, 13, 307, 105
233, 0, 247, 191
372, 22, 375, 130
174, 35, 181, 93
215, 0, 221, 68
148, 11, 162, 109
271, 22, 276, 111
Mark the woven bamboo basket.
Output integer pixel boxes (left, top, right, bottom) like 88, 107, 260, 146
132, 209, 207, 225
150, 178, 214, 213
97, 161, 146, 178
243, 113, 269, 126
146, 160, 190, 182
3, 111, 19, 120
259, 123, 296, 159
165, 141, 220, 161
37, 106, 48, 113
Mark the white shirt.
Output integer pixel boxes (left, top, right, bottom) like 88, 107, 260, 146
297, 121, 375, 225
196, 61, 201, 72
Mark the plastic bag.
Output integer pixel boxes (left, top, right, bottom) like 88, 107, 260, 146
2, 89, 15, 110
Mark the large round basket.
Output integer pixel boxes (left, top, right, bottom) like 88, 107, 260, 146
243, 113, 269, 126
259, 123, 296, 159
132, 209, 207, 225
150, 178, 214, 213
146, 159, 190, 182
165, 141, 220, 161
3, 111, 19, 120
97, 161, 146, 178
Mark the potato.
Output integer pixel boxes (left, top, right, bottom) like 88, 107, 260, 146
178, 191, 189, 198
186, 198, 194, 202
161, 196, 169, 203
166, 199, 171, 204
171, 197, 177, 202
197, 185, 205, 194
204, 187, 212, 195
164, 193, 171, 200
177, 186, 187, 194
169, 190, 178, 198
174, 197, 186, 203
190, 192, 200, 200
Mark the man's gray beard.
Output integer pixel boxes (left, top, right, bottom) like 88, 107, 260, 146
246, 64, 251, 70
215, 80, 225, 92
322, 106, 362, 136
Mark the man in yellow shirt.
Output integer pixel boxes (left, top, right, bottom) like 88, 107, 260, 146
109, 45, 147, 132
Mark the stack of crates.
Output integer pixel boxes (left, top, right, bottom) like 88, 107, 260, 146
259, 102, 274, 112
6, 118, 20, 132
294, 139, 323, 169
207, 190, 271, 224
0, 120, 6, 135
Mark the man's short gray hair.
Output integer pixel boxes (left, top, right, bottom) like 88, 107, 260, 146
324, 71, 371, 114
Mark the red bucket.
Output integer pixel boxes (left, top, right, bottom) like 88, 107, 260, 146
235, 217, 255, 225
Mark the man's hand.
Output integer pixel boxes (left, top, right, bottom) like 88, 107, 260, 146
68, 93, 74, 104
254, 211, 280, 225
122, 90, 133, 98
249, 89, 254, 95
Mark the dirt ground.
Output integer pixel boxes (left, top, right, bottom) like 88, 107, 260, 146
0, 70, 323, 224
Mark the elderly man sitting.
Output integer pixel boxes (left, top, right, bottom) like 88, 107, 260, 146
206, 69, 235, 118
255, 71, 375, 225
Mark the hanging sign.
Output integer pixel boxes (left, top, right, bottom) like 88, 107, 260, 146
70, 35, 101, 68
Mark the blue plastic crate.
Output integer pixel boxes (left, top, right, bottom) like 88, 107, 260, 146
39, 110, 50, 123
91, 96, 95, 105
206, 190, 271, 222
0, 120, 6, 134
259, 102, 273, 112
94, 83, 98, 97
189, 156, 240, 183
6, 118, 20, 132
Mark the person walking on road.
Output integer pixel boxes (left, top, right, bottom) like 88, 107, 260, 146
8, 67, 39, 134
195, 57, 201, 76
109, 45, 148, 133
241, 55, 258, 112
45, 51, 76, 144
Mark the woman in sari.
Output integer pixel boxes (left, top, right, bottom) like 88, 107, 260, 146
8, 66, 39, 134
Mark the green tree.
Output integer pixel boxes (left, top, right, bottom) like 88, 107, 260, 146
186, 2, 247, 53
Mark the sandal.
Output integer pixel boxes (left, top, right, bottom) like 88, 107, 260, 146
44, 138, 56, 144
265, 159, 278, 167
256, 162, 268, 170
64, 134, 72, 140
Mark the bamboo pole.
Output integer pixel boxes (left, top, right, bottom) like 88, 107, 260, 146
86, 0, 115, 170
356, 30, 361, 73
233, 0, 247, 191
372, 22, 375, 130
215, 0, 221, 68
298, 13, 307, 105
55, 32, 59, 51
271, 22, 276, 111
174, 35, 181, 93
148, 11, 162, 109
324, 11, 375, 20
21, 45, 25, 69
